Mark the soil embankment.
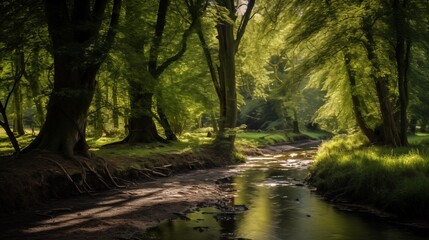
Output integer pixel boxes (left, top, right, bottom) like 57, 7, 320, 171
0, 165, 236, 240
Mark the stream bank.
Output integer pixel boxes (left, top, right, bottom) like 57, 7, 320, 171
1, 140, 428, 240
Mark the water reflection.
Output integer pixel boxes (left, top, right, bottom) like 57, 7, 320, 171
142, 146, 428, 240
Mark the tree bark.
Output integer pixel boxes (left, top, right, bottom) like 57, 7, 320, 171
124, 91, 164, 143
24, 0, 122, 156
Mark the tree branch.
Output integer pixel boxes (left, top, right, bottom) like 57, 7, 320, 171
104, 0, 122, 51
149, 0, 171, 75
155, 19, 196, 78
235, 0, 255, 51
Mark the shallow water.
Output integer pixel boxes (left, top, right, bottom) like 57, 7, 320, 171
141, 145, 429, 240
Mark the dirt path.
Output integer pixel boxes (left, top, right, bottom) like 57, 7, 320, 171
0, 167, 237, 240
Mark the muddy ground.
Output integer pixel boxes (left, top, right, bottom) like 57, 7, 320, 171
0, 166, 237, 240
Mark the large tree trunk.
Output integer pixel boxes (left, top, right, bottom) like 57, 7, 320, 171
26, 57, 98, 156
120, 0, 164, 144
24, 0, 121, 157
124, 91, 164, 143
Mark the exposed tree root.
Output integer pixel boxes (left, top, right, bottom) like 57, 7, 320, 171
141, 168, 168, 177
139, 171, 157, 180
41, 153, 126, 196
42, 158, 84, 194
82, 160, 112, 190
96, 156, 126, 188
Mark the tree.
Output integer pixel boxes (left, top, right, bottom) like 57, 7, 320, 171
191, 0, 255, 147
280, 0, 427, 147
0, 71, 21, 154
118, 0, 198, 144
0, 0, 46, 153
24, 0, 122, 157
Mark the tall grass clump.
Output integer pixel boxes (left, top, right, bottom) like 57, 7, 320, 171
309, 134, 429, 217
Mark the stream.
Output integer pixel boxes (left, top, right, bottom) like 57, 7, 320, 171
140, 143, 429, 240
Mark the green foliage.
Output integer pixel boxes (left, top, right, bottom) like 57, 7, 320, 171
310, 135, 429, 217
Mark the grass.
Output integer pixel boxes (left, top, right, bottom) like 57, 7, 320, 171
236, 128, 330, 147
408, 132, 429, 145
92, 134, 212, 158
0, 134, 34, 155
0, 127, 330, 157
309, 134, 429, 217
236, 132, 289, 147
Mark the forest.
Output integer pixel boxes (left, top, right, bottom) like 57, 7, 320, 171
1, 0, 429, 239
